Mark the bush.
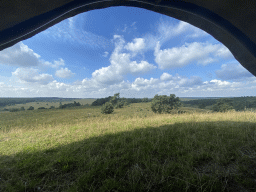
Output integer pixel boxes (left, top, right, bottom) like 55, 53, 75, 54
49, 106, 55, 109
59, 101, 81, 109
27, 106, 34, 110
38, 107, 46, 110
10, 108, 19, 112
20, 106, 25, 111
101, 102, 114, 114
151, 94, 181, 114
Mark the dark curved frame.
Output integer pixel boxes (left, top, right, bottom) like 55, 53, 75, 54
0, 0, 256, 76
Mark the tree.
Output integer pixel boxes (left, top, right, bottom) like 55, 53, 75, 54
151, 94, 181, 114
111, 93, 120, 106
110, 93, 126, 108
101, 102, 114, 114
20, 106, 25, 111
212, 99, 233, 112
74, 101, 81, 106
27, 106, 34, 110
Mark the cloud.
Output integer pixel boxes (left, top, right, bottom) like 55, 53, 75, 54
43, 58, 65, 68
131, 77, 159, 91
160, 73, 203, 87
154, 41, 234, 69
91, 35, 156, 85
178, 76, 203, 87
125, 38, 145, 52
2, 70, 256, 98
122, 24, 128, 32
208, 79, 231, 86
215, 63, 254, 81
128, 60, 155, 74
0, 42, 67, 70
12, 68, 53, 85
92, 66, 123, 85
55, 67, 75, 78
142, 20, 209, 50
0, 42, 41, 67
103, 51, 109, 57
41, 14, 111, 49
160, 72, 173, 81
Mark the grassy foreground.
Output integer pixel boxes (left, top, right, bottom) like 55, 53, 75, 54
0, 103, 256, 191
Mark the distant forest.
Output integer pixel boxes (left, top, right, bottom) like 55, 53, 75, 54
0, 97, 82, 107
1, 96, 256, 112
182, 96, 256, 111
91, 97, 152, 106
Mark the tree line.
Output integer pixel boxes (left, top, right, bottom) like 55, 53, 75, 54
0, 97, 80, 107
183, 97, 256, 111
91, 95, 151, 107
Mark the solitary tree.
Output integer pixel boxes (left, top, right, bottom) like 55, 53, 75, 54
151, 94, 181, 114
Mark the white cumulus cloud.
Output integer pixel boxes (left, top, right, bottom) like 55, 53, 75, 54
12, 68, 53, 85
55, 67, 75, 78
0, 42, 41, 67
91, 35, 156, 85
43, 58, 65, 68
160, 72, 173, 81
125, 38, 145, 52
92, 66, 123, 85
154, 41, 234, 69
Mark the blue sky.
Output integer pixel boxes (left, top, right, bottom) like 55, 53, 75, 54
0, 6, 255, 98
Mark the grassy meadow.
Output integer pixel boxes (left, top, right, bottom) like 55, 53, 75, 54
0, 98, 95, 111
1, 102, 256, 191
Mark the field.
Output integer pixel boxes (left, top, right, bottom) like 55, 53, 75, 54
1, 102, 256, 191
0, 98, 95, 111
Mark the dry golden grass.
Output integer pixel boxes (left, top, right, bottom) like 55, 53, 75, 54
0, 103, 256, 191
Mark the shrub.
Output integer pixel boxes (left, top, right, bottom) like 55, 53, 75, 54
59, 102, 81, 109
20, 106, 25, 111
101, 102, 114, 114
151, 94, 181, 114
49, 106, 55, 109
38, 107, 46, 110
10, 108, 19, 112
27, 106, 34, 110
